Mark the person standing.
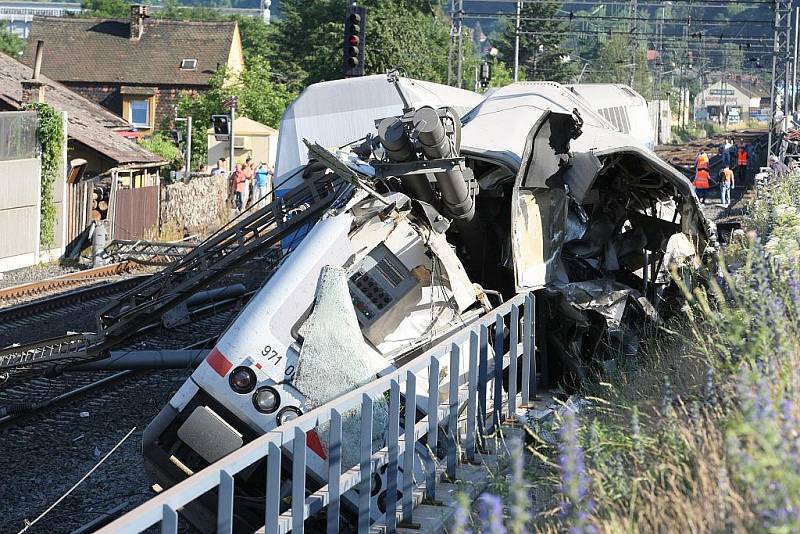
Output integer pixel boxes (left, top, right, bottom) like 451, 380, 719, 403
696, 149, 710, 172
238, 158, 253, 210
211, 157, 227, 177
694, 167, 710, 203
736, 143, 749, 186
722, 138, 733, 167
720, 165, 734, 208
231, 163, 247, 212
253, 162, 273, 209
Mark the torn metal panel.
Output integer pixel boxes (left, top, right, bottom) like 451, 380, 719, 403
563, 151, 603, 204
513, 188, 568, 290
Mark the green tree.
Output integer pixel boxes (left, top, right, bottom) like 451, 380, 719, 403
80, 0, 130, 18
272, 0, 458, 91
175, 56, 295, 168
0, 23, 24, 57
585, 36, 650, 95
494, 1, 577, 83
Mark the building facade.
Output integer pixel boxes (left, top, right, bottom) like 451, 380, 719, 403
20, 6, 244, 133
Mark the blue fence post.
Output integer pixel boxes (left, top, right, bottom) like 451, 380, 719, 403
465, 330, 479, 462
426, 356, 439, 503
492, 313, 504, 432
401, 371, 416, 526
359, 394, 373, 533
508, 304, 519, 420
161, 505, 177, 534
218, 470, 234, 534
328, 410, 342, 534
477, 324, 489, 447
521, 294, 533, 405
531, 293, 538, 397
265, 441, 281, 533
447, 343, 460, 481
387, 380, 400, 532
527, 293, 538, 400
293, 426, 307, 534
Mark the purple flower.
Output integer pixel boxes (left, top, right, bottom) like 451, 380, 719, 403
558, 409, 596, 533
478, 493, 506, 534
453, 498, 472, 534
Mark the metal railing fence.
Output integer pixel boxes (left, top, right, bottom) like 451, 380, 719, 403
0, 111, 37, 162
99, 292, 538, 534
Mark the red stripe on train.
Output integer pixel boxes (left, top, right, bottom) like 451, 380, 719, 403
206, 347, 233, 377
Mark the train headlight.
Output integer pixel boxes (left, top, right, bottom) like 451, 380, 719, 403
229, 366, 256, 394
252, 386, 280, 414
276, 406, 302, 425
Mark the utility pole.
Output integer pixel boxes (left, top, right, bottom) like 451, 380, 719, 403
794, 6, 799, 113
447, 0, 454, 86
224, 96, 237, 173
628, 0, 638, 87
514, 0, 521, 82
456, 0, 463, 88
768, 0, 792, 162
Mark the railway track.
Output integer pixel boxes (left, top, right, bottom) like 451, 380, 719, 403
0, 262, 139, 305
0, 336, 217, 428
655, 129, 768, 173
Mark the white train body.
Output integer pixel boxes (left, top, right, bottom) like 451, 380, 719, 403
143, 78, 711, 532
567, 83, 656, 150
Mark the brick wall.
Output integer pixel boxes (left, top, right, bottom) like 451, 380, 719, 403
63, 82, 123, 116
62, 82, 206, 130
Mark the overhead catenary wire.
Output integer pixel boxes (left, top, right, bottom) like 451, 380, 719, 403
18, 426, 137, 534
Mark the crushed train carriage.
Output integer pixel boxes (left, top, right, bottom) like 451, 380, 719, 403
142, 76, 713, 532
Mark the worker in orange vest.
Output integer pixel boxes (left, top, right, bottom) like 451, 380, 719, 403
694, 167, 710, 204
736, 143, 749, 185
696, 149, 710, 172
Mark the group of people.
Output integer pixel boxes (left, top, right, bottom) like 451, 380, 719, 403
693, 140, 751, 208
211, 157, 275, 213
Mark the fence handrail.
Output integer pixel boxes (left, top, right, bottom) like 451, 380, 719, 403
99, 291, 534, 533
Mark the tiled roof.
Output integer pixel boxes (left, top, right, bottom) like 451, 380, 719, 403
20, 17, 237, 86
0, 52, 165, 166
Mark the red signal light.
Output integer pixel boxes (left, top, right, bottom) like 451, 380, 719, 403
349, 35, 359, 46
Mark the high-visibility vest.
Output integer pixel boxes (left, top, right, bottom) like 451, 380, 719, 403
694, 169, 710, 189
696, 153, 709, 170
737, 149, 748, 166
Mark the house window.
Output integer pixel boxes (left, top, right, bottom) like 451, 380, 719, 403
180, 59, 197, 70
129, 99, 150, 128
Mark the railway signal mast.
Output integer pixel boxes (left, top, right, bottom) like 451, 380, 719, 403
768, 0, 793, 163
342, 5, 366, 77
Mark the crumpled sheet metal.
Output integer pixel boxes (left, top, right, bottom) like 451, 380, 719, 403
553, 279, 658, 325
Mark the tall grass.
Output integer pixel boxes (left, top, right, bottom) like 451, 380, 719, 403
456, 170, 800, 533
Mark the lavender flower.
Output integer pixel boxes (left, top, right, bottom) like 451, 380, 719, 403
478, 493, 506, 534
453, 495, 472, 534
507, 436, 530, 534
558, 409, 595, 533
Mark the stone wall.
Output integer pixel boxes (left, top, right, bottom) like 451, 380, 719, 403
160, 174, 229, 237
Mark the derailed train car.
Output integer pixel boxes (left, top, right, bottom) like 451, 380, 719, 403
142, 77, 712, 531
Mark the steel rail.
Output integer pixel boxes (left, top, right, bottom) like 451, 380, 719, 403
0, 336, 217, 427
0, 262, 136, 302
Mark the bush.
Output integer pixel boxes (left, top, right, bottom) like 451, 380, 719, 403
138, 133, 183, 173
